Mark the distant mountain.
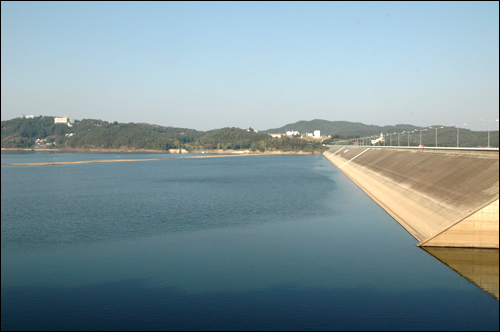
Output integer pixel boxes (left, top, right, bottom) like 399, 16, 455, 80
1, 117, 497, 149
262, 119, 498, 147
262, 119, 418, 137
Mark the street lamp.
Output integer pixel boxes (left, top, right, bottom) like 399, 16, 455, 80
479, 119, 499, 148
418, 128, 427, 146
457, 123, 466, 148
407, 131, 411, 147
429, 126, 444, 147
398, 132, 401, 146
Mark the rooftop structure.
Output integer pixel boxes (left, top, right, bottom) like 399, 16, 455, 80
371, 132, 385, 145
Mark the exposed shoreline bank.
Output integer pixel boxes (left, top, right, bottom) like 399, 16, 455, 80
4, 154, 251, 166
3, 148, 326, 166
1, 147, 325, 155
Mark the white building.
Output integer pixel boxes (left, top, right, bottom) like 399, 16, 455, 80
371, 132, 386, 145
314, 130, 321, 137
54, 116, 72, 127
23, 115, 35, 119
286, 130, 300, 136
54, 116, 69, 124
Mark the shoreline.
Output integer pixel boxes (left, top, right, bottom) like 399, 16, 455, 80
1, 147, 325, 155
4, 154, 252, 166
3, 149, 326, 166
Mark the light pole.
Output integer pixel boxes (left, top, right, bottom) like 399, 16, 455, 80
407, 131, 410, 147
479, 119, 499, 148
398, 132, 401, 146
429, 126, 444, 147
418, 128, 427, 146
457, 123, 466, 148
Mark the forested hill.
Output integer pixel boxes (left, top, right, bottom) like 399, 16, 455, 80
198, 127, 324, 151
263, 119, 498, 147
2, 116, 497, 150
0, 117, 325, 152
262, 119, 419, 137
1, 117, 203, 150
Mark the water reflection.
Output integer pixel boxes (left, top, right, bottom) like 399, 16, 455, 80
422, 247, 499, 300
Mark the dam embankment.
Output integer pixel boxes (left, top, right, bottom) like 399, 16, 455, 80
324, 146, 499, 248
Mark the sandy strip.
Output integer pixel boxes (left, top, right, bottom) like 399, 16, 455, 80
5, 154, 250, 166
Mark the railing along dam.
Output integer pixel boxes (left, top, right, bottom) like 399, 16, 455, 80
324, 146, 499, 248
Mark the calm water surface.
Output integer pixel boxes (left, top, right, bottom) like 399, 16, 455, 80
1, 153, 498, 330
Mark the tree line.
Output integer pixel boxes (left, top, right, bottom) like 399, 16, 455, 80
1, 117, 326, 152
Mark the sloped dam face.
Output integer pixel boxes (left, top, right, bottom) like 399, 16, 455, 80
324, 146, 499, 248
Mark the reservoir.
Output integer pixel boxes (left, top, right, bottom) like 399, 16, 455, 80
1, 153, 498, 330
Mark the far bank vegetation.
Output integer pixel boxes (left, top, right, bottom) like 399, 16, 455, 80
1, 117, 326, 152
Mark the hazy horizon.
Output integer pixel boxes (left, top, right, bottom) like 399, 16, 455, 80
2, 2, 499, 131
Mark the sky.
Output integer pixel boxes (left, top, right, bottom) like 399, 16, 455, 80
1, 2, 499, 131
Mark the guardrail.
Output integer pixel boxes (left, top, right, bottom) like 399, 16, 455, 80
326, 145, 499, 151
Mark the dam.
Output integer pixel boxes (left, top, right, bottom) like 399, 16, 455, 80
323, 146, 499, 248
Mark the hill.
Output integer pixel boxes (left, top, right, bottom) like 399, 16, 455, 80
263, 119, 418, 137
1, 117, 325, 152
1, 117, 202, 150
2, 117, 497, 150
196, 127, 324, 152
263, 119, 498, 147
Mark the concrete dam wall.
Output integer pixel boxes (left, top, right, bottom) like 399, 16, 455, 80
324, 147, 499, 248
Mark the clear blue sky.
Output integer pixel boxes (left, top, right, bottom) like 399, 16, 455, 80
2, 2, 498, 131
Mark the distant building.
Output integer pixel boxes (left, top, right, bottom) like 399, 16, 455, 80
54, 116, 69, 124
286, 130, 300, 136
268, 133, 282, 138
371, 132, 386, 145
314, 130, 321, 137
22, 115, 35, 119
54, 116, 72, 127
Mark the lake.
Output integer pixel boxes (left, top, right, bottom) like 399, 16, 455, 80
1, 152, 498, 330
